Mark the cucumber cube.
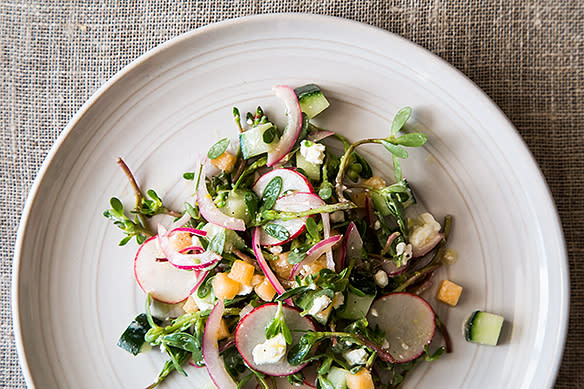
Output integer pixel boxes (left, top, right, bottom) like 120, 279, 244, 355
464, 310, 504, 346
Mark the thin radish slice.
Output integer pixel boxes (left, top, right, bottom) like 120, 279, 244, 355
367, 293, 436, 363
235, 303, 315, 376
203, 300, 237, 389
321, 212, 334, 270
158, 224, 221, 271
381, 259, 409, 276
252, 227, 292, 305
307, 129, 334, 142
169, 227, 207, 237
267, 85, 303, 167
178, 246, 205, 254
169, 211, 191, 230
290, 235, 343, 279
412, 233, 444, 258
134, 236, 201, 304
259, 192, 323, 246
197, 162, 246, 231
252, 168, 314, 199
343, 222, 363, 265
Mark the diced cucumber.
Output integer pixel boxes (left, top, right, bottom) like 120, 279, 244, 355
221, 189, 253, 224
371, 192, 391, 217
336, 291, 375, 320
464, 310, 504, 346
327, 366, 349, 389
117, 313, 159, 355
296, 150, 321, 181
294, 84, 330, 119
202, 223, 245, 254
239, 122, 276, 159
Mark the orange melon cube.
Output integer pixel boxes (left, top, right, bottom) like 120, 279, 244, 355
216, 318, 230, 340
182, 296, 199, 313
254, 278, 276, 302
436, 279, 463, 306
250, 274, 264, 287
210, 151, 237, 173
212, 272, 241, 300
362, 176, 386, 189
347, 368, 374, 389
228, 260, 255, 286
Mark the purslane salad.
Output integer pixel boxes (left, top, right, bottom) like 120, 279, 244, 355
106, 84, 502, 389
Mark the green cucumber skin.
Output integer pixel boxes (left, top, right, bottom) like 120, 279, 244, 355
336, 291, 375, 320
294, 84, 330, 119
239, 123, 275, 159
464, 310, 504, 346
327, 367, 349, 389
118, 313, 156, 355
296, 151, 321, 181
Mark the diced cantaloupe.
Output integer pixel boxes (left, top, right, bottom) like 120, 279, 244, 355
271, 252, 293, 280
346, 368, 374, 389
302, 255, 327, 278
169, 231, 193, 252
216, 318, 230, 340
210, 151, 237, 173
213, 272, 241, 300
228, 260, 255, 286
250, 274, 264, 287
254, 278, 276, 302
182, 296, 199, 313
362, 176, 386, 189
436, 279, 463, 306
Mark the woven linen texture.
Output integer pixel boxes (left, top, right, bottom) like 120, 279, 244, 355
1, 1, 582, 387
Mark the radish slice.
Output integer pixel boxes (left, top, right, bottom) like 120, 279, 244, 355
134, 236, 201, 304
412, 233, 444, 258
307, 129, 334, 142
381, 259, 409, 276
343, 222, 363, 265
169, 211, 191, 230
252, 168, 314, 198
170, 227, 207, 237
158, 224, 221, 271
197, 163, 246, 231
235, 303, 315, 376
259, 192, 323, 246
321, 212, 334, 270
178, 246, 205, 254
203, 300, 237, 389
252, 227, 292, 305
290, 235, 343, 279
267, 85, 303, 167
367, 293, 436, 363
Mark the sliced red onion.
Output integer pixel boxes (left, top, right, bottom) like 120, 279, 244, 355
190, 270, 209, 295
290, 235, 343, 279
218, 338, 236, 353
307, 129, 334, 142
169, 211, 191, 230
170, 227, 207, 237
178, 246, 204, 254
365, 196, 375, 228
343, 222, 363, 263
380, 231, 400, 256
202, 300, 237, 389
412, 233, 444, 258
158, 224, 221, 271
267, 85, 303, 167
252, 227, 292, 305
196, 163, 246, 231
321, 212, 334, 271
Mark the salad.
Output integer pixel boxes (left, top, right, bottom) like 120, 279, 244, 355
106, 84, 465, 388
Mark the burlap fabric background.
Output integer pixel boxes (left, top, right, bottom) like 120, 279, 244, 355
1, 1, 582, 387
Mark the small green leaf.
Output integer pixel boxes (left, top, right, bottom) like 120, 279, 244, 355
207, 138, 230, 160
317, 376, 335, 389
381, 140, 408, 159
162, 333, 200, 353
391, 106, 412, 135
318, 184, 332, 200
287, 247, 308, 265
244, 191, 259, 220
208, 229, 226, 255
136, 234, 146, 245
262, 126, 276, 144
119, 236, 132, 246
183, 172, 195, 180
393, 155, 402, 182
264, 223, 290, 241
184, 202, 199, 219
110, 197, 123, 213
146, 189, 161, 202
396, 132, 428, 147
261, 176, 283, 211
305, 218, 319, 241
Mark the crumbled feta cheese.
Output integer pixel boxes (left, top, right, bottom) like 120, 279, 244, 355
330, 211, 345, 223
409, 213, 441, 250
374, 220, 381, 230
308, 295, 332, 316
343, 348, 368, 365
308, 283, 317, 290
370, 308, 379, 317
238, 283, 253, 296
300, 140, 326, 165
269, 245, 283, 255
332, 292, 345, 309
403, 243, 413, 261
374, 270, 389, 288
396, 242, 406, 256
252, 333, 287, 365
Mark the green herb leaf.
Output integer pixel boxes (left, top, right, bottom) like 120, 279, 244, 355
396, 132, 428, 147
119, 236, 132, 246
391, 106, 412, 136
424, 345, 446, 361
318, 183, 333, 200
265, 301, 292, 344
207, 138, 230, 160
110, 197, 124, 214
182, 172, 195, 180
381, 140, 408, 159
208, 229, 226, 255
184, 202, 199, 219
287, 247, 308, 265
305, 217, 319, 241
317, 376, 335, 389
393, 155, 402, 182
260, 176, 283, 211
162, 333, 200, 353
262, 126, 277, 144
244, 191, 259, 221
264, 223, 290, 241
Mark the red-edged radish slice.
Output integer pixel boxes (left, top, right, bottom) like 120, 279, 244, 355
367, 293, 436, 363
170, 227, 207, 237
235, 303, 315, 376
412, 233, 444, 258
342, 222, 363, 268
259, 192, 324, 246
158, 224, 221, 271
321, 211, 334, 270
197, 163, 246, 231
134, 236, 202, 304
290, 235, 343, 279
266, 85, 303, 167
203, 300, 237, 389
307, 129, 334, 142
252, 227, 292, 305
252, 168, 314, 198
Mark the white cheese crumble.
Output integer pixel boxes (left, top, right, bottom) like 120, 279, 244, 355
332, 292, 345, 309
374, 220, 381, 230
237, 283, 253, 296
409, 213, 441, 251
252, 333, 287, 365
370, 308, 379, 317
308, 295, 332, 316
300, 140, 326, 165
343, 348, 368, 365
374, 270, 389, 288
269, 245, 283, 255
330, 211, 345, 223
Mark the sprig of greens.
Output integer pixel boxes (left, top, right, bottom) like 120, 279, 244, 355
265, 301, 293, 344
